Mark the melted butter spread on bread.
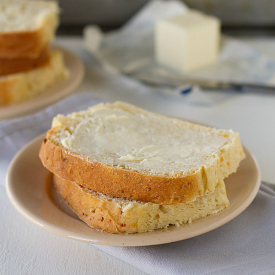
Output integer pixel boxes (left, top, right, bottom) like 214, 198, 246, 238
52, 102, 232, 176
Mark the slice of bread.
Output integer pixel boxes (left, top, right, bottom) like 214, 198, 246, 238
0, 50, 69, 105
39, 102, 245, 205
0, 45, 50, 76
53, 175, 230, 234
0, 0, 59, 58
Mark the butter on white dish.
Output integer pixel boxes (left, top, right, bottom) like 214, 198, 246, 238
83, 25, 103, 54
155, 10, 220, 74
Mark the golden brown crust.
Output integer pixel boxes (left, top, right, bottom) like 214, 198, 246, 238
0, 50, 68, 106
53, 174, 131, 234
0, 79, 12, 105
40, 135, 204, 205
0, 45, 50, 76
0, 29, 45, 59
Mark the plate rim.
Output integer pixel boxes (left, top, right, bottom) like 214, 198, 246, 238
6, 133, 261, 246
0, 45, 84, 120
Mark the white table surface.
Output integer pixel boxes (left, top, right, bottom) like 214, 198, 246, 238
2, 35, 275, 275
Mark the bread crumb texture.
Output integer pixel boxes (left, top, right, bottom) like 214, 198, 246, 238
52, 102, 244, 177
54, 175, 230, 234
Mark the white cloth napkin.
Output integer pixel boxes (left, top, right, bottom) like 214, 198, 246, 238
97, 183, 275, 274
84, 0, 275, 104
1, 92, 275, 274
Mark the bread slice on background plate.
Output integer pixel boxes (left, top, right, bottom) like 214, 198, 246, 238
39, 102, 245, 205
0, 0, 59, 58
0, 50, 69, 105
53, 175, 230, 234
0, 45, 50, 76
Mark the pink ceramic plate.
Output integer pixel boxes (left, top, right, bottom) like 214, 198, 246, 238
6, 133, 261, 246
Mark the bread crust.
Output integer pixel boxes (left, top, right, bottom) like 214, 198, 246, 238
0, 0, 59, 58
0, 45, 50, 76
0, 50, 68, 105
40, 129, 245, 205
0, 30, 46, 59
53, 175, 129, 234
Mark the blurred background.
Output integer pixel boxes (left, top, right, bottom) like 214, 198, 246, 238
56, 0, 275, 35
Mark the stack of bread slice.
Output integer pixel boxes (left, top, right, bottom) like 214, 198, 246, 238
0, 0, 69, 106
39, 102, 246, 234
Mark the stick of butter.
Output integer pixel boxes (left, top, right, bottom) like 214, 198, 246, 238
155, 10, 220, 74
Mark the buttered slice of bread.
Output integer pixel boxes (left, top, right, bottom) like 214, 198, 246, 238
0, 0, 59, 58
40, 102, 245, 205
0, 50, 69, 105
53, 175, 230, 234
